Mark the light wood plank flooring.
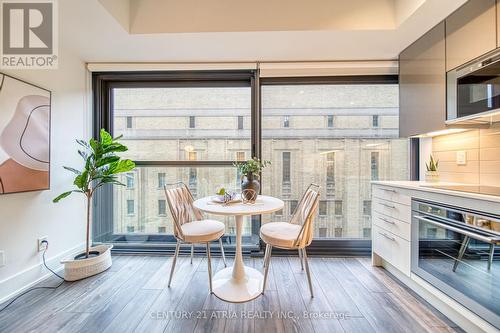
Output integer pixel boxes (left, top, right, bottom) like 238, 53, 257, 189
0, 255, 464, 333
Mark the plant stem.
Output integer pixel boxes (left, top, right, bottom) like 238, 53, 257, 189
86, 192, 91, 258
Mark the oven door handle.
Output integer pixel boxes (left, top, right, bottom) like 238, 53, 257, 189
413, 215, 496, 244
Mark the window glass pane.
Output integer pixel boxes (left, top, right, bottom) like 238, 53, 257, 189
158, 172, 166, 188
261, 83, 408, 239
113, 87, 251, 161
126, 173, 134, 189
113, 166, 254, 237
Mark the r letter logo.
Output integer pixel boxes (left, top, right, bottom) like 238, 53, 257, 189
1, 0, 58, 69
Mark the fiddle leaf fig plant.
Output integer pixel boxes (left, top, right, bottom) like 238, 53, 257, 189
54, 129, 135, 259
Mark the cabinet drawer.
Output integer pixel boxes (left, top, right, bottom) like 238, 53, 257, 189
373, 197, 411, 223
373, 186, 410, 206
372, 225, 410, 276
373, 211, 410, 241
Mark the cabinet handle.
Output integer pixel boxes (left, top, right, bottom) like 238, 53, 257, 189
381, 188, 397, 193
380, 202, 396, 209
380, 217, 395, 225
380, 232, 396, 241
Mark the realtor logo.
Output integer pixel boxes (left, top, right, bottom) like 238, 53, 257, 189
1, 0, 58, 69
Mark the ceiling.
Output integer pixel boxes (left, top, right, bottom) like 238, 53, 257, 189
61, 0, 467, 62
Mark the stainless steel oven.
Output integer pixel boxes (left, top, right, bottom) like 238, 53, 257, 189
412, 199, 500, 329
447, 49, 500, 124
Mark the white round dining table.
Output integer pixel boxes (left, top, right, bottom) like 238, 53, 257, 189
193, 195, 284, 303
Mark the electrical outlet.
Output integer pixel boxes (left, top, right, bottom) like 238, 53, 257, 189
456, 151, 467, 165
0, 251, 5, 267
38, 236, 48, 252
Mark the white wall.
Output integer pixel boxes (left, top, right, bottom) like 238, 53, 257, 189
0, 46, 89, 302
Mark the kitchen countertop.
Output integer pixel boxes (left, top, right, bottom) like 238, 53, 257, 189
372, 181, 500, 204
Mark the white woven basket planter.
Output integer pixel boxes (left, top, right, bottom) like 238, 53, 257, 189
61, 244, 113, 281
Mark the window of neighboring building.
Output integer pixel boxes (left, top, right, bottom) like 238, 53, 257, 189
289, 200, 298, 215
126, 200, 134, 215
189, 168, 197, 196
126, 173, 134, 189
189, 116, 196, 128
158, 226, 166, 233
319, 227, 327, 237
334, 200, 343, 215
327, 115, 334, 128
319, 201, 327, 216
363, 228, 371, 238
126, 116, 133, 129
189, 151, 197, 161
238, 116, 244, 130
283, 115, 290, 128
158, 199, 166, 216
334, 227, 343, 238
158, 173, 166, 188
363, 200, 372, 216
127, 225, 135, 232
371, 152, 379, 180
326, 152, 335, 196
372, 115, 379, 127
282, 152, 291, 183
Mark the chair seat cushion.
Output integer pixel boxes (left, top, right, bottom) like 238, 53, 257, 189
181, 220, 225, 243
260, 222, 301, 249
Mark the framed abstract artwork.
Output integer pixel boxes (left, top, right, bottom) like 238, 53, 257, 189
0, 73, 51, 194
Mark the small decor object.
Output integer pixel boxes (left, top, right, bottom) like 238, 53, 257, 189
53, 129, 135, 281
0, 73, 51, 194
214, 185, 238, 204
241, 189, 257, 204
425, 155, 440, 182
234, 157, 270, 203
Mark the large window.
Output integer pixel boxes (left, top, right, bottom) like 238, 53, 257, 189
93, 71, 256, 246
93, 72, 408, 252
261, 82, 408, 239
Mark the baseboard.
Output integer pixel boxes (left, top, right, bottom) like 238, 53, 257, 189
0, 242, 85, 305
381, 260, 498, 333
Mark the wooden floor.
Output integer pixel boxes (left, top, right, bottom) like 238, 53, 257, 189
0, 255, 465, 333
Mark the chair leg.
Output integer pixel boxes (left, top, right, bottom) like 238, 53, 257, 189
168, 241, 181, 287
263, 244, 269, 268
262, 245, 273, 294
190, 244, 194, 264
299, 248, 304, 270
219, 238, 227, 267
206, 242, 213, 293
488, 244, 495, 270
453, 236, 470, 272
302, 248, 314, 298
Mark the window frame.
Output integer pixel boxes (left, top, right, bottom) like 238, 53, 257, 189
93, 72, 401, 256
92, 70, 261, 252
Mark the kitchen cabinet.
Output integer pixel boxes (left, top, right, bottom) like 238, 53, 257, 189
399, 22, 446, 138
446, 0, 496, 71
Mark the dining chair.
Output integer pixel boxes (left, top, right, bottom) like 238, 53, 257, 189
164, 182, 227, 293
259, 184, 320, 297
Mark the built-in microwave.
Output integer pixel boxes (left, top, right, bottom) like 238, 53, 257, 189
447, 49, 500, 125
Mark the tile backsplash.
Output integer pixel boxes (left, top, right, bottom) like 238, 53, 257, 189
431, 124, 500, 186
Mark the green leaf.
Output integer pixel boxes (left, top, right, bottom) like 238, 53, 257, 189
53, 191, 73, 203
73, 170, 89, 190
108, 160, 135, 174
63, 166, 81, 175
100, 129, 113, 145
103, 143, 128, 154
76, 139, 90, 148
96, 155, 120, 168
78, 150, 88, 161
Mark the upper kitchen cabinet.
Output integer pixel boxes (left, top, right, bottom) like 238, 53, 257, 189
399, 22, 446, 138
446, 0, 497, 71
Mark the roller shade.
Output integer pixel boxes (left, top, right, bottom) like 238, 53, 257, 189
259, 61, 398, 77
87, 62, 258, 72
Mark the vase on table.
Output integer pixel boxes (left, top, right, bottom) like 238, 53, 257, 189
241, 173, 259, 202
